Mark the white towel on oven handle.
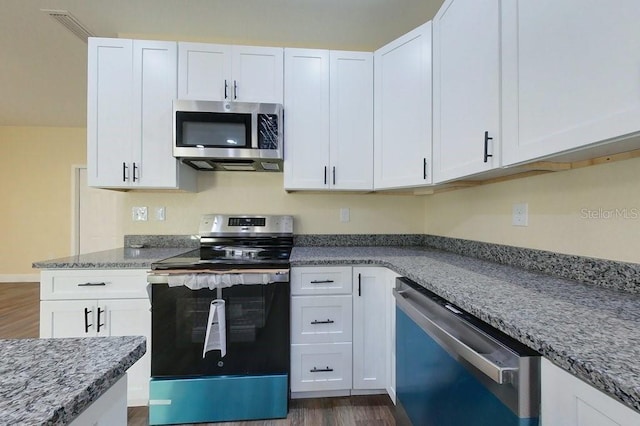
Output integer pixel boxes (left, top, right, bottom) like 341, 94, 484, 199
202, 299, 226, 359
167, 273, 275, 290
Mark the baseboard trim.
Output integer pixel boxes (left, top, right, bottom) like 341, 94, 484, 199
0, 274, 39, 283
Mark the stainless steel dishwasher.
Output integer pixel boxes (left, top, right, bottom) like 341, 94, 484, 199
393, 277, 540, 426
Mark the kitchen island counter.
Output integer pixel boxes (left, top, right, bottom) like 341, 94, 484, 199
0, 335, 145, 425
291, 245, 640, 413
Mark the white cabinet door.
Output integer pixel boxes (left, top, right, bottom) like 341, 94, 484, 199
541, 358, 640, 426
232, 46, 284, 104
432, 0, 500, 183
352, 267, 388, 390
330, 51, 374, 191
102, 298, 151, 406
133, 40, 195, 190
40, 300, 98, 338
374, 22, 432, 189
284, 49, 331, 190
502, 0, 640, 166
177, 42, 231, 101
87, 38, 133, 188
385, 269, 400, 403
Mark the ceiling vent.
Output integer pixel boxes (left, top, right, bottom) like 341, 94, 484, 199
41, 9, 95, 43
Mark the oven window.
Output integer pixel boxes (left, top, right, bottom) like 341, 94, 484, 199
176, 111, 251, 148
151, 282, 289, 378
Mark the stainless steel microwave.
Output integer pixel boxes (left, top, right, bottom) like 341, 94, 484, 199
173, 100, 284, 172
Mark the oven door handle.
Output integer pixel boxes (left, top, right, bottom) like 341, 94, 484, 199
393, 287, 518, 385
147, 269, 290, 285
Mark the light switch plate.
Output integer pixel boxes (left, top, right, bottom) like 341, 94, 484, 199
132, 206, 148, 222
154, 207, 166, 221
340, 208, 350, 223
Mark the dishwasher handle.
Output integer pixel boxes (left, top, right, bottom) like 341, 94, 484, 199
393, 287, 518, 385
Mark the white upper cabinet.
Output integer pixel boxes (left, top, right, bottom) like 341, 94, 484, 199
87, 38, 133, 188
284, 49, 373, 191
330, 51, 374, 190
374, 21, 432, 189
178, 42, 283, 104
87, 38, 196, 190
284, 49, 331, 189
501, 0, 640, 166
432, 0, 500, 183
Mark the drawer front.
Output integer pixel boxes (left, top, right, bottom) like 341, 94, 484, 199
41, 269, 148, 300
290, 343, 353, 392
291, 266, 352, 295
291, 295, 352, 344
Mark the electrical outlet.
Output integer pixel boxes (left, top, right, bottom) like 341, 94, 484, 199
154, 207, 166, 221
132, 206, 148, 222
340, 208, 350, 223
512, 203, 528, 227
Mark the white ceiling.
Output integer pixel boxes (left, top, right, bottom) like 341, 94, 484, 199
0, 0, 443, 128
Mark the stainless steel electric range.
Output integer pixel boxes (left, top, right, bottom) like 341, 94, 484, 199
147, 214, 293, 425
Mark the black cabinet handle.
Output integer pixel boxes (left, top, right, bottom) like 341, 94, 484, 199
423, 158, 427, 180
224, 80, 228, 99
358, 273, 362, 297
310, 279, 334, 284
233, 80, 238, 100
84, 307, 92, 333
77, 282, 106, 287
332, 166, 336, 185
311, 319, 335, 325
484, 131, 493, 163
310, 366, 334, 373
96, 307, 105, 333
324, 166, 327, 185
122, 162, 128, 182
133, 162, 138, 182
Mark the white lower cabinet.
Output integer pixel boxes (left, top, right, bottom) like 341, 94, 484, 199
541, 358, 640, 426
290, 266, 394, 398
39, 269, 151, 407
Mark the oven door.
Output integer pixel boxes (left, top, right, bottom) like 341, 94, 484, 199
150, 279, 290, 378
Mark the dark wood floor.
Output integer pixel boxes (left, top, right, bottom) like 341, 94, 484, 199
128, 395, 396, 426
1, 282, 397, 426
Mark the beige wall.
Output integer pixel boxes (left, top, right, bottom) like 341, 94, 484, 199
0, 126, 86, 276
122, 173, 425, 235
4, 125, 639, 276
424, 157, 640, 263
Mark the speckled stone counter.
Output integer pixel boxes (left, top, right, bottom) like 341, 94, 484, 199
32, 247, 191, 269
0, 335, 145, 425
291, 246, 640, 412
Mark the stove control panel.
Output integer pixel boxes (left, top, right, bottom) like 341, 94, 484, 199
199, 214, 293, 235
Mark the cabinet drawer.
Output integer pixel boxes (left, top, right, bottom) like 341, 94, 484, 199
290, 343, 352, 392
291, 295, 352, 344
291, 267, 352, 295
41, 269, 148, 300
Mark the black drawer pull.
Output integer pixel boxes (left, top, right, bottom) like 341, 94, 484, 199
77, 282, 106, 287
310, 366, 334, 373
311, 319, 335, 325
484, 131, 493, 163
310, 280, 334, 284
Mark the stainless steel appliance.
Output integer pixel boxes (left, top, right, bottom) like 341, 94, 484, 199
393, 277, 540, 426
147, 214, 293, 425
173, 100, 284, 172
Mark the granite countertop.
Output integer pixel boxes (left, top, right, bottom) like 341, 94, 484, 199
32, 247, 192, 269
0, 335, 146, 425
291, 246, 640, 413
